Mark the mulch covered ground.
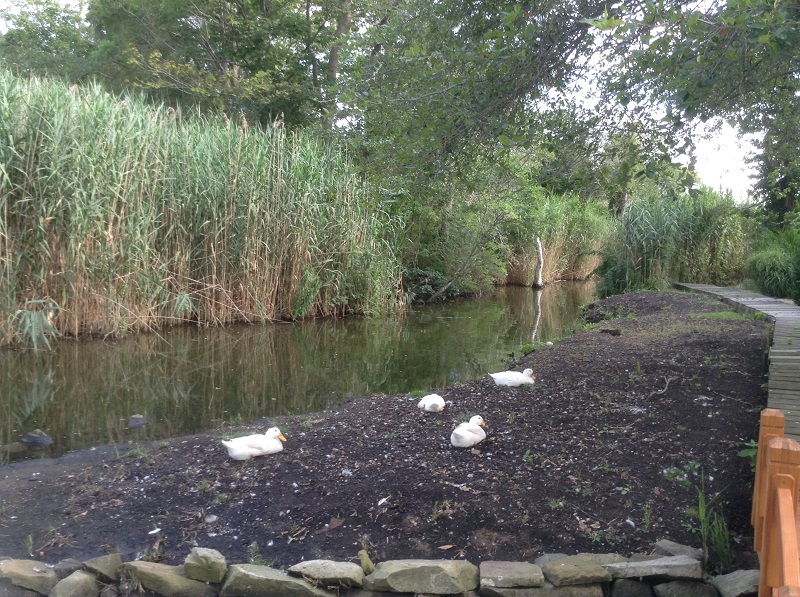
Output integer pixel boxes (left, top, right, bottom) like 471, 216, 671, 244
0, 289, 770, 573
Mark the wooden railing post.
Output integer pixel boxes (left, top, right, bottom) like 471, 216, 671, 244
759, 437, 800, 597
754, 408, 787, 552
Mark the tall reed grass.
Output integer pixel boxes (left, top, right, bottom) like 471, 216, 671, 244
746, 226, 800, 301
0, 72, 402, 346
504, 192, 615, 285
594, 187, 752, 297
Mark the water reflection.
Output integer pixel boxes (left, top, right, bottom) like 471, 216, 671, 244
0, 282, 596, 462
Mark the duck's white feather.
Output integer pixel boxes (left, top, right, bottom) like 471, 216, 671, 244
450, 415, 487, 448
221, 427, 287, 460
488, 368, 536, 387
418, 394, 446, 412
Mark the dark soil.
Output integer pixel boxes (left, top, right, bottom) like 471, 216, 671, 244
0, 290, 770, 573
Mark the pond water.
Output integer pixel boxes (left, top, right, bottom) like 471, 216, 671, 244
1, 282, 597, 463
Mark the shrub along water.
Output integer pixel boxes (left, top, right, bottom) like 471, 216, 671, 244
746, 223, 800, 302
0, 72, 402, 347
594, 187, 753, 297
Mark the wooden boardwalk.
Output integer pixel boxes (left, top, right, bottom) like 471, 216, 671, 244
675, 283, 800, 440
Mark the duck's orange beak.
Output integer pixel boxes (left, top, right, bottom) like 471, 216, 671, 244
278, 433, 287, 442
480, 420, 487, 427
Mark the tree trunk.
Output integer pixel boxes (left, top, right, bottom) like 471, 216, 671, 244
533, 236, 544, 288
327, 0, 352, 85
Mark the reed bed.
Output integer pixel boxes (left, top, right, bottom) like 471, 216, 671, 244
595, 188, 751, 297
0, 72, 402, 346
746, 228, 800, 300
504, 193, 614, 285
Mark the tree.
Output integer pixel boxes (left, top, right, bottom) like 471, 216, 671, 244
87, 0, 335, 126
751, 92, 800, 218
0, 0, 94, 81
594, 0, 800, 218
1, 0, 366, 128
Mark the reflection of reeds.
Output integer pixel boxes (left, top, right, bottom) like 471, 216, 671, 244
0, 286, 593, 457
6, 365, 58, 426
0, 360, 59, 464
0, 73, 401, 346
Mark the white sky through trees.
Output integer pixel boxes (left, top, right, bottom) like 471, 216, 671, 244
693, 121, 758, 203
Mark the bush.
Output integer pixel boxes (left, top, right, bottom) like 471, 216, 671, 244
595, 188, 752, 297
746, 229, 800, 300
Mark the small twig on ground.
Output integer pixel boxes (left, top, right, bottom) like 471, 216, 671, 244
647, 376, 678, 399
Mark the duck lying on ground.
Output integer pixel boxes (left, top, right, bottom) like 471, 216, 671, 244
221, 427, 287, 460
488, 368, 536, 387
450, 415, 487, 448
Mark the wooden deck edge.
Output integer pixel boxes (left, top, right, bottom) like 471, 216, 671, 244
676, 282, 800, 445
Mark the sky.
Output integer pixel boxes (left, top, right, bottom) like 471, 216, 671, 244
692, 122, 759, 203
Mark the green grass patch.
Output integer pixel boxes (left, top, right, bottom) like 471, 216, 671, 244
690, 311, 765, 321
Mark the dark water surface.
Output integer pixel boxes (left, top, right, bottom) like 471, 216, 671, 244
1, 282, 596, 463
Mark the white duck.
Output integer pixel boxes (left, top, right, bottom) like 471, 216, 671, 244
488, 368, 536, 387
450, 415, 487, 448
417, 394, 446, 412
221, 427, 287, 460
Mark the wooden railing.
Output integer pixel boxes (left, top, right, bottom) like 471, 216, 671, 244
753, 408, 800, 597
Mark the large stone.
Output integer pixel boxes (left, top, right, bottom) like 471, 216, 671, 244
288, 559, 365, 588
220, 564, 331, 597
534, 554, 569, 565
50, 569, 102, 597
652, 540, 704, 562
479, 561, 544, 588
0, 559, 59, 594
21, 429, 53, 446
184, 547, 227, 584
52, 559, 83, 580
479, 581, 604, 596
0, 578, 35, 597
363, 559, 479, 594
563, 554, 627, 566
122, 561, 216, 597
83, 553, 123, 583
99, 585, 120, 597
602, 555, 703, 581
610, 578, 655, 597
540, 557, 613, 587
710, 569, 759, 597
653, 579, 717, 597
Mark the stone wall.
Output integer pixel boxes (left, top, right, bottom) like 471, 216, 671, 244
0, 539, 759, 597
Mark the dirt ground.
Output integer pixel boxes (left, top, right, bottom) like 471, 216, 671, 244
0, 290, 770, 574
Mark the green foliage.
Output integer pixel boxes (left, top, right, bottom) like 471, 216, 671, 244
710, 511, 735, 571
504, 189, 615, 283
596, 0, 800, 222
1, 0, 354, 128
0, 0, 94, 81
403, 268, 463, 303
746, 227, 800, 301
10, 299, 61, 351
595, 187, 752, 297
737, 439, 758, 472
685, 473, 736, 573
